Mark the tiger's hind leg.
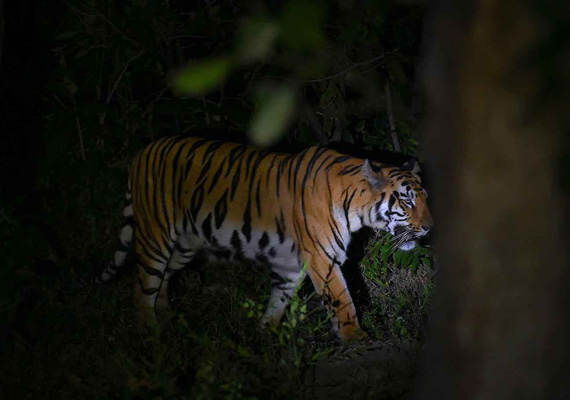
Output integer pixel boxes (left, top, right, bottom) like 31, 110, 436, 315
134, 254, 169, 324
134, 237, 197, 324
155, 240, 197, 313
261, 264, 306, 327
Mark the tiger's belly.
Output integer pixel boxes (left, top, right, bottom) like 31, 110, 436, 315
180, 226, 301, 270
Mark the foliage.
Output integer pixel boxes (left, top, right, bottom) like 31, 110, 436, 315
363, 232, 433, 277
361, 232, 435, 341
43, 0, 424, 160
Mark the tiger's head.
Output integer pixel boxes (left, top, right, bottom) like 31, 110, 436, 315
359, 158, 433, 251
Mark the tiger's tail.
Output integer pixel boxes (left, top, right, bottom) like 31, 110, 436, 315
97, 178, 134, 283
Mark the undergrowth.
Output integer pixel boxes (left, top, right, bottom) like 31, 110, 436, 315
1, 189, 435, 399
361, 232, 435, 341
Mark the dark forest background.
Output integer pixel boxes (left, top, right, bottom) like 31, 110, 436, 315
1, 0, 569, 399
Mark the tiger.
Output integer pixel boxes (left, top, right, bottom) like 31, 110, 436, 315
98, 136, 433, 341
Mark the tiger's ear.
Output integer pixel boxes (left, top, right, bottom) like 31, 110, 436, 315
402, 157, 421, 175
362, 160, 387, 189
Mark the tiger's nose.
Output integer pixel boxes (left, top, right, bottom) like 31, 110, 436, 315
422, 211, 434, 232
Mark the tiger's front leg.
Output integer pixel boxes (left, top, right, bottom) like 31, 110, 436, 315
261, 263, 305, 328
305, 254, 368, 342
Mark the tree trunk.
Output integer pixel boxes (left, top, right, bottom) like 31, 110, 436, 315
417, 1, 570, 399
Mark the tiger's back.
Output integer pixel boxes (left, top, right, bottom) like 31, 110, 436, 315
100, 136, 433, 341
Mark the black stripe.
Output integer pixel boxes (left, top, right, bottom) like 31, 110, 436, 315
190, 184, 205, 221
230, 154, 245, 201
183, 151, 197, 180
292, 150, 308, 195
171, 142, 189, 235
196, 150, 216, 187
316, 239, 335, 262
138, 278, 160, 295
225, 145, 247, 177
259, 232, 270, 249
204, 140, 224, 157
183, 138, 210, 179
265, 154, 279, 189
328, 220, 346, 251
208, 158, 226, 194
313, 154, 332, 186
159, 138, 179, 240
201, 213, 213, 241
231, 230, 243, 258
140, 244, 169, 265
140, 262, 164, 278
153, 139, 175, 237
302, 147, 328, 193
255, 180, 262, 217
242, 199, 252, 242
299, 148, 331, 249
277, 155, 294, 197
275, 216, 285, 243
184, 209, 199, 235
248, 151, 269, 215
325, 155, 351, 171
388, 194, 396, 211
270, 271, 287, 285
136, 233, 169, 264
214, 190, 229, 229
342, 188, 357, 232
339, 164, 361, 176
245, 150, 257, 178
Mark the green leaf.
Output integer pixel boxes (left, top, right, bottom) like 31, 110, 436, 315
422, 257, 433, 268
172, 57, 232, 95
237, 346, 251, 358
248, 85, 295, 147
401, 252, 411, 266
235, 18, 279, 64
411, 256, 419, 273
394, 251, 401, 266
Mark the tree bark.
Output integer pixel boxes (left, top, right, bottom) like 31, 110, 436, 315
417, 1, 570, 399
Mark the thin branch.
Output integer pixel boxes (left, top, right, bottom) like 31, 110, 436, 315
70, 96, 86, 161
52, 94, 66, 109
384, 80, 401, 152
106, 50, 143, 104
267, 50, 399, 84
331, 117, 343, 143
301, 101, 328, 146
65, 1, 142, 47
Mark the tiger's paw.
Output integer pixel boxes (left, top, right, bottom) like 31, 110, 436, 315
339, 325, 369, 342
